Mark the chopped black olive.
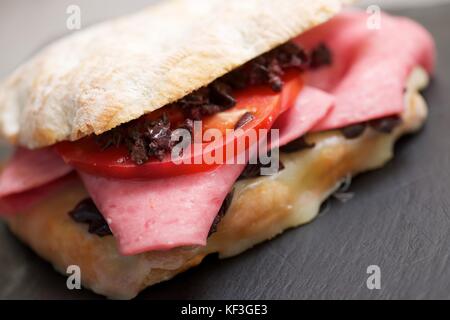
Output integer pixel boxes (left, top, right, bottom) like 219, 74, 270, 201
69, 198, 112, 237
179, 118, 195, 135
225, 42, 312, 92
341, 123, 367, 139
129, 137, 148, 165
210, 81, 236, 109
145, 115, 174, 161
280, 136, 315, 153
208, 190, 234, 237
369, 116, 401, 133
310, 43, 333, 69
234, 112, 255, 130
238, 156, 285, 180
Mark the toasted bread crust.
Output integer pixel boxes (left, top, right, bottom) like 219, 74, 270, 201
0, 0, 349, 148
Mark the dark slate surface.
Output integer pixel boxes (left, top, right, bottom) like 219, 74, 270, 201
0, 3, 450, 300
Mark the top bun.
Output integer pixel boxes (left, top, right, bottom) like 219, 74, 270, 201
0, 0, 350, 148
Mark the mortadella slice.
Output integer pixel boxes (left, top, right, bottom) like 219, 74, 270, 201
80, 165, 245, 255
273, 86, 334, 147
294, 11, 435, 131
0, 147, 72, 198
0, 173, 77, 215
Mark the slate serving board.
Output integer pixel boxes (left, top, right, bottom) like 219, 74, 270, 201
0, 2, 449, 300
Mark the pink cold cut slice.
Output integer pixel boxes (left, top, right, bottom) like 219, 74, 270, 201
0, 173, 78, 215
272, 86, 334, 147
0, 147, 72, 198
79, 164, 245, 255
294, 11, 435, 132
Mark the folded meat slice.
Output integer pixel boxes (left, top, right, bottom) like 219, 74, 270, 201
294, 11, 435, 131
80, 165, 244, 255
0, 173, 77, 214
0, 147, 72, 198
273, 86, 334, 147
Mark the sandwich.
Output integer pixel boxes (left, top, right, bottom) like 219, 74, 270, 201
0, 0, 435, 299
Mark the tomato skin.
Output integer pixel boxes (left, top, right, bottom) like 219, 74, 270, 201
55, 71, 303, 179
280, 70, 304, 113
56, 142, 222, 179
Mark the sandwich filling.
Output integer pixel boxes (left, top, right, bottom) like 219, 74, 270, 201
0, 11, 435, 256
3, 75, 429, 299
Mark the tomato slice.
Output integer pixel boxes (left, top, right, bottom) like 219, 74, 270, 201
55, 71, 303, 179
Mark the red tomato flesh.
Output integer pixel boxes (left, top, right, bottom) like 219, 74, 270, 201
55, 71, 303, 179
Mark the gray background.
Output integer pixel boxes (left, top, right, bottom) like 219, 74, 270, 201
0, 0, 450, 299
